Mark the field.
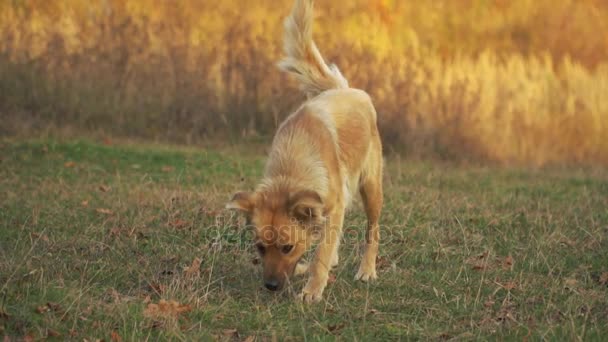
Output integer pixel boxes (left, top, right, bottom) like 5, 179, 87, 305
2, 0, 608, 165
1, 139, 607, 340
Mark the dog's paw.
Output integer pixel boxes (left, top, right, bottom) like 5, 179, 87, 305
354, 265, 377, 282
294, 260, 309, 276
297, 281, 326, 304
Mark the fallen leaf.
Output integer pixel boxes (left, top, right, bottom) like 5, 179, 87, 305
502, 281, 517, 291
96, 208, 113, 215
472, 263, 486, 271
243, 336, 256, 342
183, 257, 202, 277
502, 255, 514, 271
148, 283, 166, 295
81, 200, 89, 207
35, 302, 62, 314
170, 219, 189, 229
327, 323, 345, 334
69, 329, 78, 337
64, 161, 76, 168
23, 334, 35, 342
143, 300, 191, 318
222, 329, 238, 338
109, 227, 121, 237
102, 137, 113, 146
161, 166, 174, 173
564, 278, 579, 290
47, 329, 61, 337
599, 272, 608, 286
31, 232, 49, 242
484, 300, 495, 308
111, 330, 122, 342
99, 185, 111, 192
368, 309, 380, 315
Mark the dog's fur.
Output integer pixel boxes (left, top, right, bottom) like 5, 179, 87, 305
227, 0, 383, 303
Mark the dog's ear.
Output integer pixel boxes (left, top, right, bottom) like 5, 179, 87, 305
226, 191, 255, 213
288, 190, 325, 225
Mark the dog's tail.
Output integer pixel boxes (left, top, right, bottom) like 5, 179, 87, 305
278, 0, 349, 97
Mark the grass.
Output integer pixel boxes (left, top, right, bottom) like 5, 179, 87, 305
1, 138, 607, 340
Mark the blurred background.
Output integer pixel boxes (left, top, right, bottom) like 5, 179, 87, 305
1, 0, 607, 166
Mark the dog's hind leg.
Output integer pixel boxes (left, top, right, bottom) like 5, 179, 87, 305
355, 145, 383, 281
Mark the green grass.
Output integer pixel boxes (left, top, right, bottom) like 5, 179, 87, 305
1, 139, 607, 341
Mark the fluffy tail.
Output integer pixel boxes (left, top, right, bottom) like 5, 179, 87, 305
278, 0, 349, 97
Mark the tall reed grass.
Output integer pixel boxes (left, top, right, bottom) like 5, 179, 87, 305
1, 0, 607, 165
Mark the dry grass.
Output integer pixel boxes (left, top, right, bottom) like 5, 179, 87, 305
1, 0, 607, 165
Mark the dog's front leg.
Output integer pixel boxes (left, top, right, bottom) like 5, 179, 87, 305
299, 205, 344, 303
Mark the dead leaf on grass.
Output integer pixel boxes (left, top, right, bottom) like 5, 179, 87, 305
64, 161, 76, 168
222, 329, 239, 338
96, 208, 113, 215
170, 219, 189, 229
47, 329, 61, 337
502, 255, 514, 271
599, 272, 608, 286
31, 232, 49, 242
111, 330, 122, 342
161, 165, 174, 173
242, 336, 256, 342
143, 300, 192, 318
35, 302, 62, 314
183, 257, 202, 277
81, 200, 89, 207
502, 281, 517, 291
99, 184, 111, 192
327, 322, 345, 334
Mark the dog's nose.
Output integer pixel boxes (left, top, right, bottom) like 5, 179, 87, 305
264, 280, 279, 291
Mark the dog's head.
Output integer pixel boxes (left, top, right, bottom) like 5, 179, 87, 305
227, 189, 325, 291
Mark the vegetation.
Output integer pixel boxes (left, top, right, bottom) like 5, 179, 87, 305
1, 0, 608, 165
1, 139, 607, 340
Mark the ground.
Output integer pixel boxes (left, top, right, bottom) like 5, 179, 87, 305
1, 139, 607, 341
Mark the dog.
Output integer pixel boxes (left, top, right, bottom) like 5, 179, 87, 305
226, 0, 383, 303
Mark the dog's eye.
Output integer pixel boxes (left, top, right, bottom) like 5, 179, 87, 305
281, 245, 294, 254
256, 244, 266, 255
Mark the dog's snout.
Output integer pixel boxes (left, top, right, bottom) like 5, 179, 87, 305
264, 279, 280, 291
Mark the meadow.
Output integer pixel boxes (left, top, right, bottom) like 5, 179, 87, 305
1, 139, 607, 340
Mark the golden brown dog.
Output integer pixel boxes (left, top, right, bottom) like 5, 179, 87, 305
227, 0, 382, 303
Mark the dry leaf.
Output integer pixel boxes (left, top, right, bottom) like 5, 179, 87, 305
170, 219, 189, 229
599, 272, 608, 286
243, 336, 256, 342
81, 200, 89, 207
502, 255, 514, 270
143, 300, 191, 318
109, 228, 121, 237
222, 329, 238, 338
327, 323, 345, 334
47, 329, 61, 337
23, 334, 35, 342
96, 208, 113, 215
484, 300, 495, 308
64, 161, 76, 168
502, 281, 517, 290
161, 166, 174, 173
102, 137, 113, 146
99, 185, 111, 192
472, 263, 486, 271
183, 257, 202, 277
111, 330, 122, 342
31, 232, 49, 242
